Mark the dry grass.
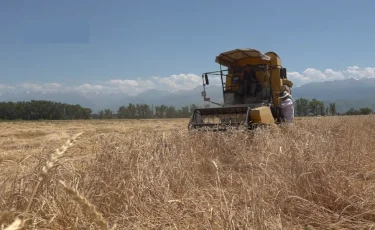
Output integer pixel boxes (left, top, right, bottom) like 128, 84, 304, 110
1, 116, 375, 229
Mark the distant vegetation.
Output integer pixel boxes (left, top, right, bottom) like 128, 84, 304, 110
344, 107, 373, 115
0, 99, 372, 121
0, 100, 92, 120
295, 98, 373, 116
0, 100, 203, 120
93, 103, 202, 119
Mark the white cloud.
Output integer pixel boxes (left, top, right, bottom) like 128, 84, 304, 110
45, 83, 62, 88
287, 66, 375, 86
106, 74, 220, 94
287, 71, 311, 84
151, 74, 202, 91
76, 84, 106, 91
0, 84, 15, 90
107, 78, 155, 94
20, 83, 43, 91
343, 66, 375, 79
20, 83, 62, 92
7, 74, 208, 95
3, 66, 375, 95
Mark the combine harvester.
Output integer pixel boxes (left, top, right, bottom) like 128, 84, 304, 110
188, 48, 293, 131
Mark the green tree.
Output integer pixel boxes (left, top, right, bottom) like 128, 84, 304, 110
99, 110, 105, 119
181, 106, 190, 117
127, 103, 136, 118
117, 105, 128, 118
308, 99, 321, 116
166, 106, 176, 118
329, 103, 336, 115
155, 106, 161, 118
345, 108, 358, 115
319, 101, 325, 116
295, 98, 309, 116
142, 104, 153, 118
104, 109, 113, 119
359, 107, 372, 115
159, 104, 168, 118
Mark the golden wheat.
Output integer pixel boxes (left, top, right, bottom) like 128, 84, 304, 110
25, 132, 83, 213
3, 218, 24, 230
58, 180, 115, 230
0, 116, 375, 229
1, 132, 85, 229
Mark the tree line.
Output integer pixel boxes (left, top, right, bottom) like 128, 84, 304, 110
294, 98, 334, 116
0, 100, 92, 120
344, 107, 373, 115
0, 100, 204, 120
294, 98, 373, 116
0, 99, 372, 121
93, 103, 203, 119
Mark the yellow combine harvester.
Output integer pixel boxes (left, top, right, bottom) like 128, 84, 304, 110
188, 48, 293, 131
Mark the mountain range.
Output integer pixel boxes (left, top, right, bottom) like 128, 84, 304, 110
1, 78, 375, 113
292, 78, 375, 112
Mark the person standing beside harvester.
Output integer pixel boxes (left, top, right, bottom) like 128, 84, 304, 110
279, 91, 295, 123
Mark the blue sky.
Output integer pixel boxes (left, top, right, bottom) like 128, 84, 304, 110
1, 0, 375, 94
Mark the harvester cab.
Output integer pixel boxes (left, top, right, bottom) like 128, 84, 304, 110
188, 48, 293, 131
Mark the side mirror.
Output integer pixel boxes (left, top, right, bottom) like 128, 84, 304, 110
201, 91, 210, 101
205, 74, 209, 85
281, 68, 287, 79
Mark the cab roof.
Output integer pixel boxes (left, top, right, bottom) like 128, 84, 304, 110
215, 48, 271, 67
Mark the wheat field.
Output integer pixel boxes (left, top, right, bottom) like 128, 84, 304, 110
1, 116, 375, 229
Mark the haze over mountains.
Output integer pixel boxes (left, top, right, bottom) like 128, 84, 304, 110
292, 77, 375, 112
1, 78, 375, 113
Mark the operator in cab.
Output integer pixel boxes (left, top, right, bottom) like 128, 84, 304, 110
241, 65, 258, 97
279, 91, 295, 123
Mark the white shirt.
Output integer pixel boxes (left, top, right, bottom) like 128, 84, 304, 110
280, 98, 294, 122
